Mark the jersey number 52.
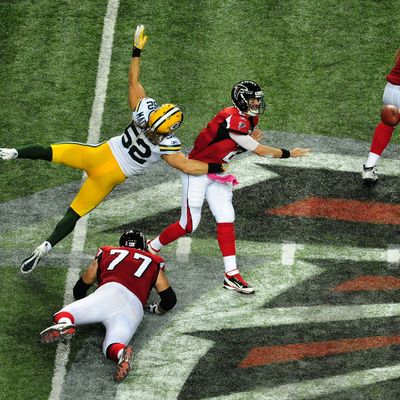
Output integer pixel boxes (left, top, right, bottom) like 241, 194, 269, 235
122, 123, 151, 165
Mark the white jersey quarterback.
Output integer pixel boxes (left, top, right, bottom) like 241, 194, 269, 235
108, 97, 182, 177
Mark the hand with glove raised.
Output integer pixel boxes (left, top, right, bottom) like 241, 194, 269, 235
132, 24, 148, 57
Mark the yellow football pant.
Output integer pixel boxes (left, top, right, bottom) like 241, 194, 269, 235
51, 142, 126, 217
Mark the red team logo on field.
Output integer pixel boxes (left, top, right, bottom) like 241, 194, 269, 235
121, 161, 400, 399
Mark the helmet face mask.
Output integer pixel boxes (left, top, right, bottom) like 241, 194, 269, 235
147, 104, 183, 141
119, 230, 148, 251
231, 80, 266, 116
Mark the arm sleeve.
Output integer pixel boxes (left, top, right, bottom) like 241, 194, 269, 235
158, 286, 177, 313
229, 132, 259, 152
73, 277, 93, 300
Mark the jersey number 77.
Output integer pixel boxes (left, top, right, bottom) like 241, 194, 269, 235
107, 249, 152, 277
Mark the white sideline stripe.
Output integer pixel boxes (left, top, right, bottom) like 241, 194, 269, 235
387, 244, 400, 265
176, 237, 192, 262
48, 1, 119, 399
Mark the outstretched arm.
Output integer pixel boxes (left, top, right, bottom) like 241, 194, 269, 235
162, 152, 225, 175
129, 58, 146, 110
229, 132, 310, 158
128, 25, 148, 110
253, 144, 310, 158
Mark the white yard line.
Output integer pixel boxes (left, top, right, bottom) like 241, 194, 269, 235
176, 237, 192, 263
387, 244, 400, 265
48, 1, 119, 399
281, 242, 304, 266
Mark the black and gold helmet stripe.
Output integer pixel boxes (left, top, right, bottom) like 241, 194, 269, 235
150, 106, 182, 133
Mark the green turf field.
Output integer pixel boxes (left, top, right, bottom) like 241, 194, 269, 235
1, 1, 400, 399
1, 0, 399, 202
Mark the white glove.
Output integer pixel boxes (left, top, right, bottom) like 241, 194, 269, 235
144, 303, 164, 315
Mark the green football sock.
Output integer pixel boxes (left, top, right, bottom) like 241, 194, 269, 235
47, 207, 81, 247
16, 144, 52, 161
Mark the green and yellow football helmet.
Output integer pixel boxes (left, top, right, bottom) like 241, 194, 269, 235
148, 104, 183, 135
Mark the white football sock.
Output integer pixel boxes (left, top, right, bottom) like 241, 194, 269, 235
223, 255, 238, 275
38, 241, 52, 254
365, 152, 380, 168
149, 237, 163, 251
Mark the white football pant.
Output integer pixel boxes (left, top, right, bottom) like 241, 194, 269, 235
383, 82, 400, 107
59, 282, 144, 355
179, 173, 235, 232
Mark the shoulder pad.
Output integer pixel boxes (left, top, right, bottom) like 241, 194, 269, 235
159, 134, 182, 147
229, 114, 251, 134
132, 98, 159, 127
134, 97, 159, 113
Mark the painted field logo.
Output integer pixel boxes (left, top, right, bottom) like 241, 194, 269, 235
115, 154, 400, 400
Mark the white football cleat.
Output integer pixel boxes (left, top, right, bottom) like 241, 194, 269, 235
0, 148, 18, 160
223, 272, 255, 294
362, 165, 378, 184
20, 241, 52, 274
40, 323, 76, 344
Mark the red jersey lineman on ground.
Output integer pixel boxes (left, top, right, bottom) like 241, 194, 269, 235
96, 245, 165, 306
39, 229, 176, 383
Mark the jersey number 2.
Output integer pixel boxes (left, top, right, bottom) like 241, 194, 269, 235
107, 249, 152, 277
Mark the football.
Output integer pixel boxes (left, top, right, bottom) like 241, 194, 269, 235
380, 105, 400, 126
